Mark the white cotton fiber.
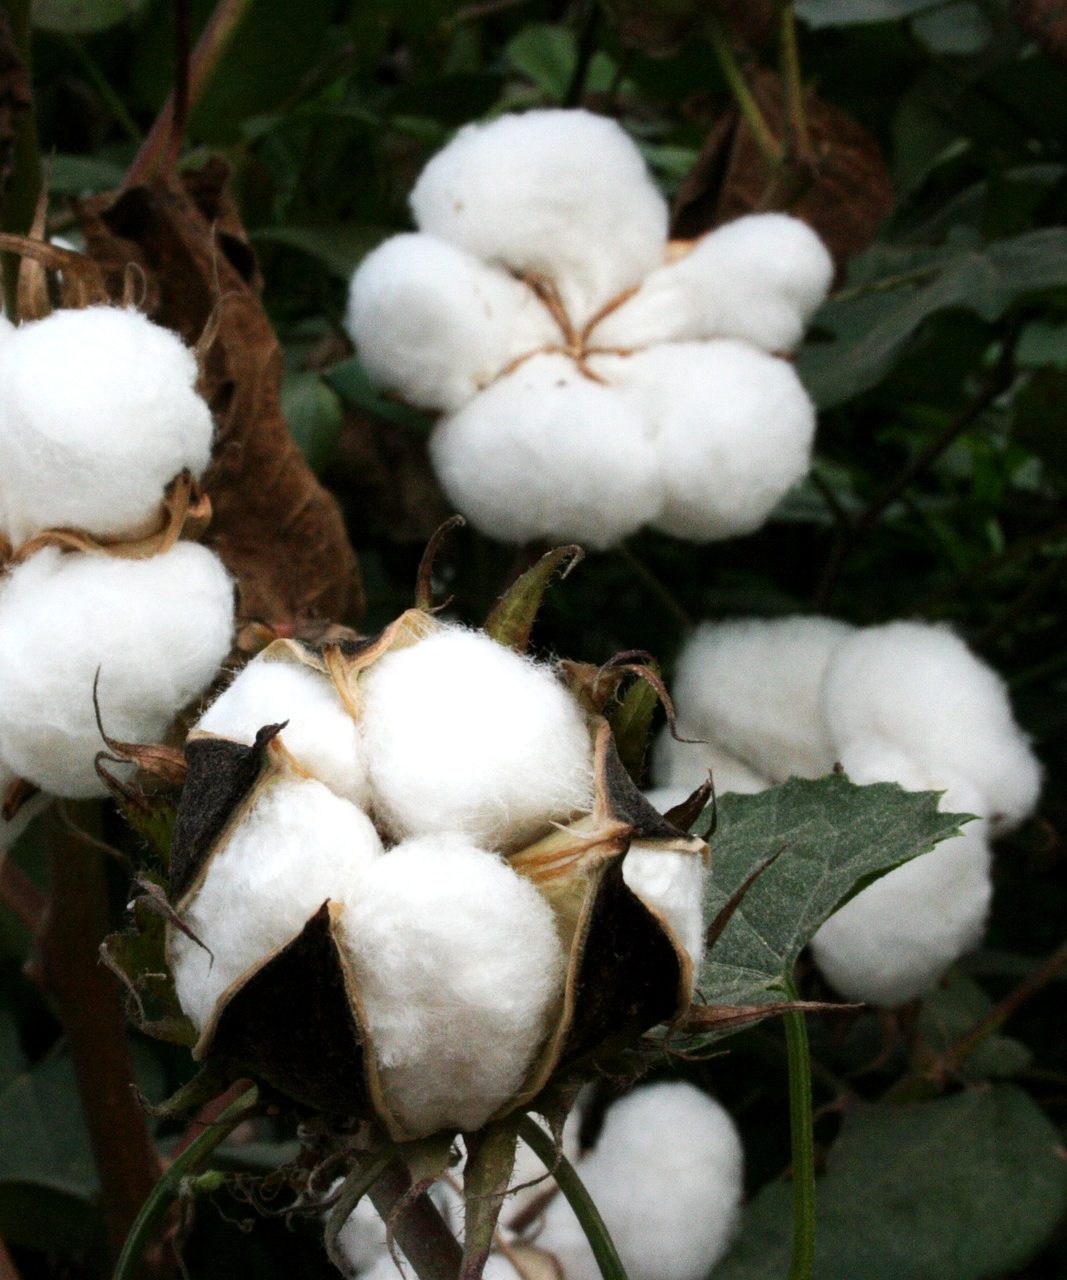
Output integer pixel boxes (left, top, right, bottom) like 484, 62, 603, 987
607, 341, 816, 542
196, 657, 369, 807
430, 353, 661, 549
410, 110, 668, 322
0, 313, 13, 344
0, 306, 213, 544
671, 616, 850, 784
337, 834, 566, 1137
0, 544, 234, 798
651, 727, 771, 798
170, 775, 383, 1033
623, 845, 707, 967
821, 622, 1042, 834
346, 234, 555, 415
535, 1083, 743, 1280
360, 624, 593, 849
595, 214, 832, 354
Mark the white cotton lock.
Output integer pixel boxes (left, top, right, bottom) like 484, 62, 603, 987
410, 109, 669, 323
821, 622, 1042, 835
606, 341, 816, 542
170, 774, 383, 1034
0, 306, 213, 544
196, 657, 369, 808
0, 313, 13, 344
337, 835, 566, 1137
535, 1082, 744, 1280
623, 845, 707, 969
360, 624, 594, 849
430, 353, 662, 550
0, 544, 234, 799
651, 726, 772, 798
671, 616, 851, 784
346, 234, 556, 414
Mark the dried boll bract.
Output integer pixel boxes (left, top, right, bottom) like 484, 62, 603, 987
0, 544, 234, 798
0, 306, 213, 544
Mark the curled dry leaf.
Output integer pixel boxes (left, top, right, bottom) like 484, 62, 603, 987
672, 67, 893, 267
76, 158, 362, 626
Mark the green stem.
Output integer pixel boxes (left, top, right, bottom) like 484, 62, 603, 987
777, 2, 812, 162
516, 1114, 628, 1280
112, 1085, 259, 1280
705, 12, 782, 168
782, 979, 816, 1280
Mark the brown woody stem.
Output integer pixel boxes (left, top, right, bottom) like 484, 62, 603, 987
368, 1155, 463, 1280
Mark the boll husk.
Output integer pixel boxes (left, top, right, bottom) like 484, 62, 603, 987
166, 610, 706, 1140
347, 109, 831, 550
0, 544, 235, 798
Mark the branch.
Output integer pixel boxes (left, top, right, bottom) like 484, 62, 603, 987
367, 1155, 463, 1280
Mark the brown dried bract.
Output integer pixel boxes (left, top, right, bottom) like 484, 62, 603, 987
76, 159, 362, 627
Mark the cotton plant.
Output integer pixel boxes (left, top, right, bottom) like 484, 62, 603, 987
346, 108, 832, 550
654, 617, 1042, 1006
0, 304, 235, 843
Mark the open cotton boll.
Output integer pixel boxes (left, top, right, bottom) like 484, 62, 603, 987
651, 726, 771, 798
0, 306, 213, 544
337, 835, 566, 1137
623, 846, 707, 967
170, 775, 383, 1033
535, 1083, 743, 1280
430, 354, 661, 549
196, 658, 368, 807
608, 342, 815, 542
821, 622, 1042, 835
360, 624, 594, 848
671, 616, 850, 784
0, 544, 234, 798
346, 234, 555, 414
410, 110, 668, 322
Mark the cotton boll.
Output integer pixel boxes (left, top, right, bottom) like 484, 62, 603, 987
535, 1083, 743, 1280
651, 726, 771, 797
822, 622, 1042, 835
0, 307, 213, 544
337, 835, 566, 1137
430, 354, 661, 549
410, 110, 668, 322
0, 544, 234, 798
608, 341, 816, 542
196, 658, 368, 807
596, 214, 832, 353
623, 846, 707, 966
346, 234, 556, 414
671, 617, 850, 784
361, 624, 593, 848
170, 775, 383, 1033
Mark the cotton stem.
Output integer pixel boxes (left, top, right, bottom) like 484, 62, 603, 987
782, 978, 816, 1280
706, 12, 783, 169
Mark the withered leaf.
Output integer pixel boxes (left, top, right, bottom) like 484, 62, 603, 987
76, 159, 362, 626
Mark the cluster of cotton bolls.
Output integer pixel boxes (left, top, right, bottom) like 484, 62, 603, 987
346, 108, 832, 551
0, 305, 235, 841
651, 618, 1042, 1006
338, 1081, 744, 1280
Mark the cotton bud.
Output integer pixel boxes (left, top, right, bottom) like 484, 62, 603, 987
429, 354, 662, 550
535, 1083, 743, 1280
196, 655, 369, 807
0, 306, 213, 544
410, 109, 668, 322
170, 775, 383, 1033
360, 623, 595, 848
346, 234, 555, 414
0, 544, 234, 798
822, 622, 1042, 835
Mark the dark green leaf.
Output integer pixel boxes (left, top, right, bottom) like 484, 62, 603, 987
796, 0, 941, 25
252, 225, 387, 281
31, 0, 145, 33
281, 372, 344, 475
917, 970, 1031, 1079
325, 356, 433, 432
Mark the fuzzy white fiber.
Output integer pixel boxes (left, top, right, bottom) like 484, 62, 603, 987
430, 353, 661, 550
196, 658, 368, 807
623, 846, 707, 967
346, 234, 555, 414
822, 622, 1042, 835
410, 110, 669, 323
595, 214, 833, 354
0, 313, 13, 344
360, 624, 594, 848
670, 616, 851, 784
0, 306, 213, 544
606, 341, 816, 541
170, 775, 383, 1033
651, 729, 771, 798
0, 544, 234, 798
338, 835, 566, 1137
534, 1083, 743, 1280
